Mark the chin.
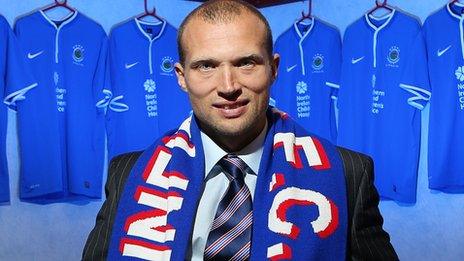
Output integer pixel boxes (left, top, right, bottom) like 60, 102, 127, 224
216, 118, 261, 137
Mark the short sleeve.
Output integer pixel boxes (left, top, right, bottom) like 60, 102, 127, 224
2, 18, 38, 110
107, 33, 128, 113
398, 28, 431, 110
93, 33, 112, 113
325, 30, 342, 101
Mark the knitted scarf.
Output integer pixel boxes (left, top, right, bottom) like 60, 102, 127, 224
108, 107, 347, 260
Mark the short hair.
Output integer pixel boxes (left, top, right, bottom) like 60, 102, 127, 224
177, 0, 273, 65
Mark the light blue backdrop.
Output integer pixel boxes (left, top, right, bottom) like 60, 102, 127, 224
0, 0, 463, 260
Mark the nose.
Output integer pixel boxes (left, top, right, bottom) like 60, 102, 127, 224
217, 65, 241, 99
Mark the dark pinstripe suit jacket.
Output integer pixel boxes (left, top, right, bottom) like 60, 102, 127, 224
82, 147, 398, 260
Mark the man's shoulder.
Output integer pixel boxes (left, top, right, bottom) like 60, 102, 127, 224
336, 146, 373, 169
335, 146, 374, 185
109, 151, 144, 172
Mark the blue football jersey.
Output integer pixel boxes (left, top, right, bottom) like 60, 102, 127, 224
409, 3, 464, 192
7, 11, 110, 202
337, 9, 431, 203
106, 19, 191, 160
271, 18, 340, 143
0, 15, 38, 203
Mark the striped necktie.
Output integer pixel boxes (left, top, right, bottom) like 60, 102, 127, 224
204, 154, 253, 261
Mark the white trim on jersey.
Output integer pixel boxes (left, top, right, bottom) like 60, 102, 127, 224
39, 10, 78, 64
109, 95, 130, 112
3, 82, 38, 107
364, 9, 396, 68
446, 3, 464, 60
134, 18, 166, 75
325, 82, 340, 89
293, 17, 315, 76
399, 83, 431, 110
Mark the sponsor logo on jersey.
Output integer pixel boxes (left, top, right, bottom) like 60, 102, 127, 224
54, 71, 59, 86
455, 66, 464, 110
286, 64, 297, 72
351, 56, 364, 64
72, 45, 85, 64
125, 62, 139, 69
387, 46, 400, 66
27, 50, 44, 59
144, 79, 158, 117
312, 54, 324, 71
296, 81, 308, 94
295, 81, 310, 118
437, 45, 452, 57
456, 66, 464, 82
160, 56, 174, 74
144, 79, 156, 92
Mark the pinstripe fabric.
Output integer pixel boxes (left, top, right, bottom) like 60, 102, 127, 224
82, 147, 398, 260
82, 152, 142, 261
338, 147, 398, 261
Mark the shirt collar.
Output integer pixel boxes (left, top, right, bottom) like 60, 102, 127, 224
201, 120, 268, 179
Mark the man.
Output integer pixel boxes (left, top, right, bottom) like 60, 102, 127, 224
83, 0, 398, 260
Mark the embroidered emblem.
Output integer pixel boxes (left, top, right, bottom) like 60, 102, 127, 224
160, 56, 174, 73
72, 44, 85, 63
387, 46, 400, 65
312, 53, 324, 70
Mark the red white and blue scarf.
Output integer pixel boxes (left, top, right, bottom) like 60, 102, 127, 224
108, 107, 347, 260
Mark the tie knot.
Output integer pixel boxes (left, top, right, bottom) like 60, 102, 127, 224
218, 154, 247, 181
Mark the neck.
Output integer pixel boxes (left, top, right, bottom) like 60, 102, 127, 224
199, 114, 267, 152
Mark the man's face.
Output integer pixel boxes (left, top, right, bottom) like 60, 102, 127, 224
175, 13, 279, 150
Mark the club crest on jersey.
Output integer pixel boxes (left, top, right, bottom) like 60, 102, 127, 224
312, 54, 324, 71
387, 46, 400, 66
72, 44, 85, 64
160, 56, 174, 74
144, 79, 156, 92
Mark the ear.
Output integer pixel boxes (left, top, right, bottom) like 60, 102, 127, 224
175, 62, 188, 92
271, 53, 280, 82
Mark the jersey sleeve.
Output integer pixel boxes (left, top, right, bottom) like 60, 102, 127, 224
93, 34, 112, 113
398, 28, 431, 110
107, 33, 129, 113
325, 30, 342, 101
2, 18, 38, 110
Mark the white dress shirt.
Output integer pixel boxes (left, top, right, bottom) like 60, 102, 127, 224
189, 122, 268, 261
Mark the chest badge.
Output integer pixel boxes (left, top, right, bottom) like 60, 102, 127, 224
72, 45, 85, 65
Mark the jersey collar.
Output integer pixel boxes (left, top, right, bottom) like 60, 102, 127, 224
39, 9, 78, 29
293, 17, 315, 42
364, 8, 396, 32
447, 2, 464, 20
134, 18, 166, 42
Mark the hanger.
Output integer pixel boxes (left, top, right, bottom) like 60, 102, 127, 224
296, 0, 312, 24
367, 0, 393, 17
137, 0, 163, 23
42, 0, 75, 13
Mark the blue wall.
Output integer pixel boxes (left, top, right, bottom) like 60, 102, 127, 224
0, 0, 463, 260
